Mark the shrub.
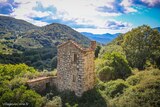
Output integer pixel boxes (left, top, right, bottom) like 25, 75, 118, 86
105, 79, 128, 98
98, 66, 114, 82
97, 52, 132, 82
114, 69, 160, 107
45, 96, 62, 107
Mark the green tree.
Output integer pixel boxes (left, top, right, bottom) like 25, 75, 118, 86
0, 90, 14, 104
98, 52, 131, 82
0, 86, 44, 107
105, 79, 128, 98
122, 25, 160, 69
20, 89, 44, 107
98, 66, 114, 81
95, 45, 101, 58
45, 96, 62, 107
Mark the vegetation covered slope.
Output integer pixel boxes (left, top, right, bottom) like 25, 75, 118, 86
0, 16, 91, 70
0, 16, 90, 49
0, 16, 38, 32
94, 25, 160, 107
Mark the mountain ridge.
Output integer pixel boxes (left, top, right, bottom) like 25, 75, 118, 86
0, 16, 91, 51
154, 27, 160, 32
81, 26, 160, 44
0, 15, 39, 32
81, 32, 121, 44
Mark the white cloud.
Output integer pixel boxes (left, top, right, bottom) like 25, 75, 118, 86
27, 11, 50, 18
75, 19, 132, 34
141, 0, 160, 7
75, 27, 132, 34
10, 0, 49, 26
0, 0, 7, 3
121, 0, 132, 7
120, 0, 137, 13
31, 19, 49, 26
6, 0, 136, 33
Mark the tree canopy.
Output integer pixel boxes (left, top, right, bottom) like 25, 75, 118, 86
122, 25, 160, 69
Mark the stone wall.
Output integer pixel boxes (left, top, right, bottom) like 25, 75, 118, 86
83, 51, 95, 92
27, 76, 57, 94
57, 40, 96, 96
57, 41, 84, 96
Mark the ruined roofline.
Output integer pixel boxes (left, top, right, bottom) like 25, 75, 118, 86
57, 40, 94, 53
27, 76, 56, 83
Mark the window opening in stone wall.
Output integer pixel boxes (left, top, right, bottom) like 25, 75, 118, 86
74, 53, 77, 63
73, 75, 76, 82
46, 82, 50, 92
77, 67, 79, 71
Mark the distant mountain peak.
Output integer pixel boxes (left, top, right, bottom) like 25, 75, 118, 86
154, 27, 160, 32
0, 16, 38, 32
81, 32, 121, 44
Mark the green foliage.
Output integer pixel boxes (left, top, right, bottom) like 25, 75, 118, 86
116, 80, 160, 107
97, 52, 131, 82
0, 16, 38, 32
0, 42, 13, 54
126, 74, 142, 86
95, 45, 101, 58
0, 16, 91, 48
122, 25, 160, 69
0, 90, 14, 103
9, 77, 28, 89
54, 89, 107, 107
20, 89, 44, 107
97, 29, 160, 106
45, 96, 62, 107
105, 79, 128, 98
60, 91, 78, 107
65, 103, 78, 107
0, 86, 44, 107
0, 63, 38, 80
0, 47, 57, 71
98, 66, 114, 81
126, 69, 160, 86
79, 88, 107, 107
109, 69, 160, 107
0, 64, 45, 107
99, 44, 124, 58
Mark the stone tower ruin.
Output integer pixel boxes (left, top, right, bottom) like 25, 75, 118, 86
27, 40, 96, 97
57, 40, 96, 96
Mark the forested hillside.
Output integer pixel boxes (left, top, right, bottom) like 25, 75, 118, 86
0, 16, 39, 32
0, 16, 90, 71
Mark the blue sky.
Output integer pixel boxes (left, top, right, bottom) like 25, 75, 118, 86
0, 0, 160, 34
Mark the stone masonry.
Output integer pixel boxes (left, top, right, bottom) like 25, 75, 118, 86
27, 40, 96, 97
57, 40, 96, 96
27, 76, 57, 94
